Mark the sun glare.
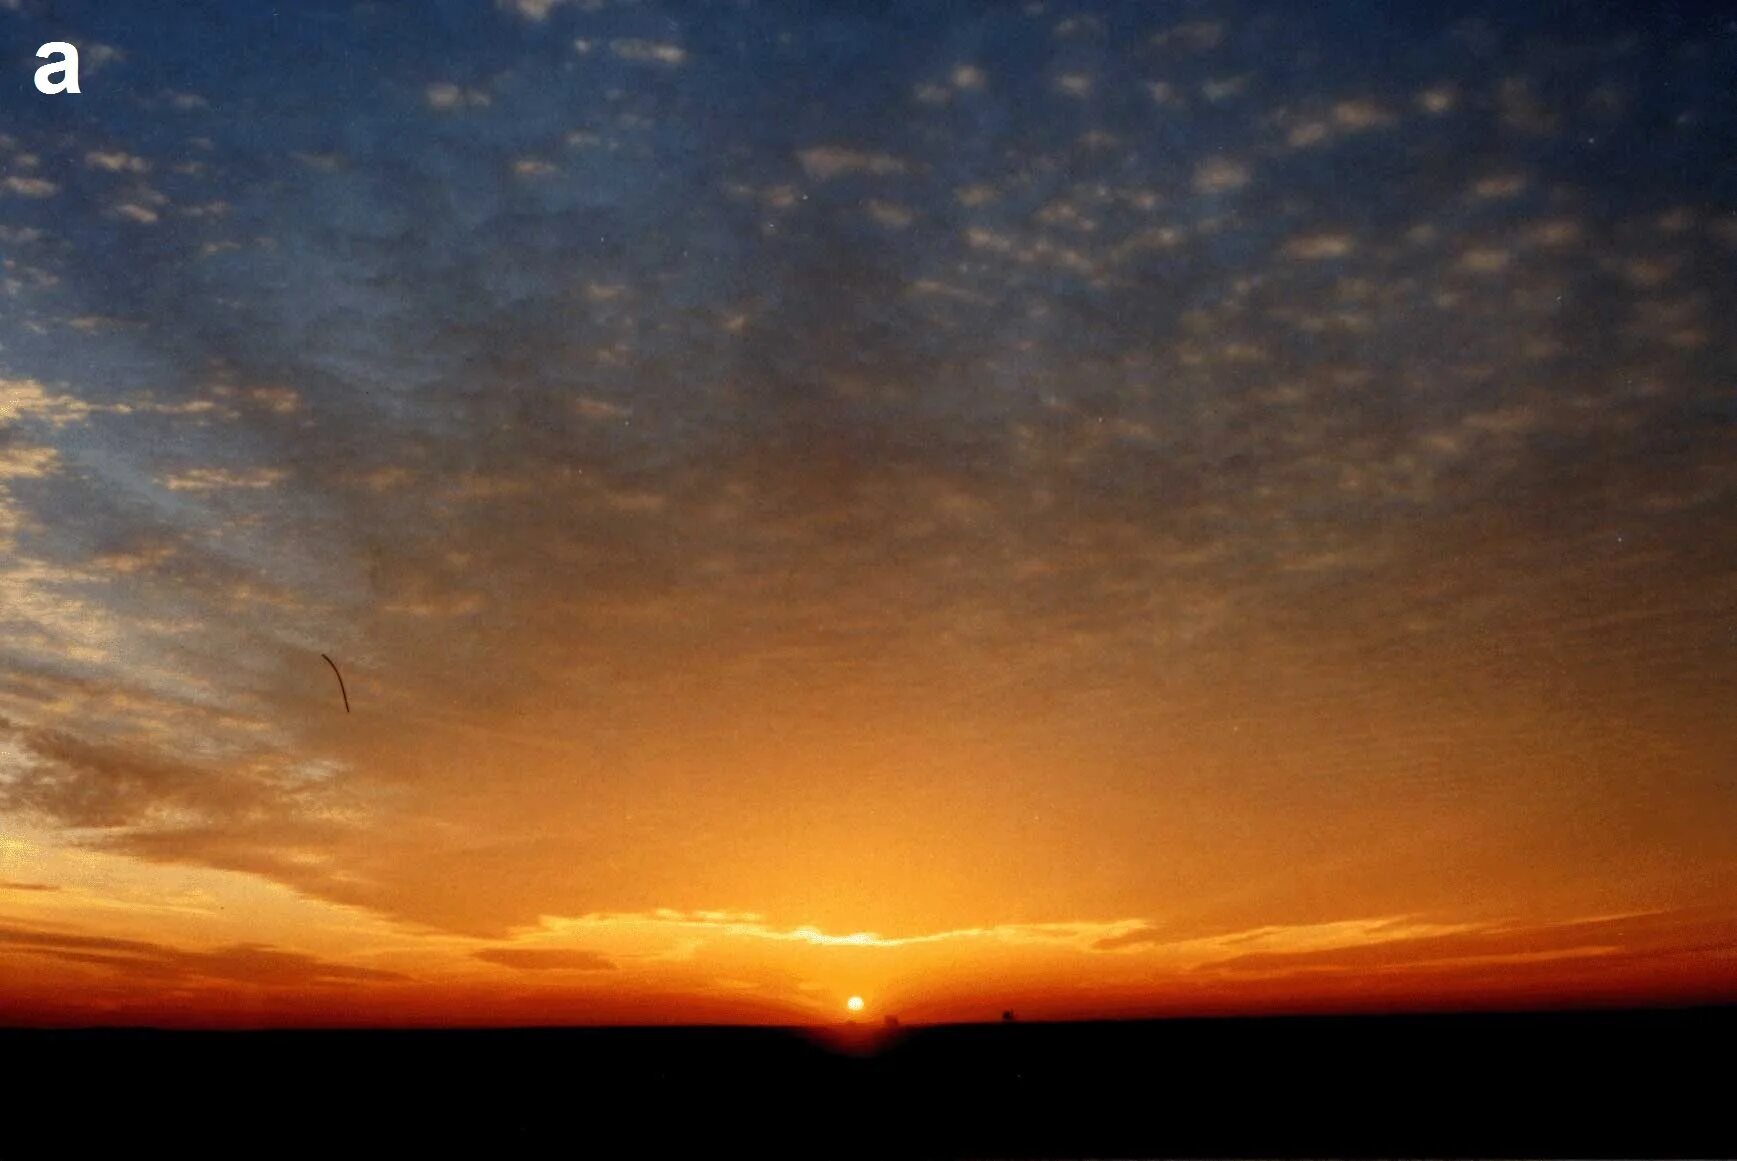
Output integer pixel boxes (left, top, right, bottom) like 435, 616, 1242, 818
846, 995, 865, 1013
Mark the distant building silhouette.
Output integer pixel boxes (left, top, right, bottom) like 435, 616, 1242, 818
884, 1015, 900, 1029
1002, 1010, 1017, 1023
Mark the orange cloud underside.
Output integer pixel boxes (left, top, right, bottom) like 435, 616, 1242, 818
4, 639, 1737, 1028
3, 832, 1734, 1027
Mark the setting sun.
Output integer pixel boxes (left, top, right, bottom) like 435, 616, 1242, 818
846, 996, 865, 1013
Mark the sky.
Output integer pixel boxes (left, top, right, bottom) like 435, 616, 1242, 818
0, 0, 1734, 1027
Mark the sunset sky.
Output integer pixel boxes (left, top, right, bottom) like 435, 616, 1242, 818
1, 0, 1734, 1027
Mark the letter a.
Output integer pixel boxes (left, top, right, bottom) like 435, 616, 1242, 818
35, 42, 80, 94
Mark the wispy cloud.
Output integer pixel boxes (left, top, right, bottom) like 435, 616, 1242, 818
0, 924, 408, 985
473, 948, 617, 971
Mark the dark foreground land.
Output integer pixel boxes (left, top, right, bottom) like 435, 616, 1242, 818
4, 1005, 1731, 1156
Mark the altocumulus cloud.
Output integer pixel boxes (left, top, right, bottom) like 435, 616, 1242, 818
0, 0, 1728, 952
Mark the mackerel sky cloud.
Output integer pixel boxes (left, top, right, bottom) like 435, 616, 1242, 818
0, 0, 1733, 1025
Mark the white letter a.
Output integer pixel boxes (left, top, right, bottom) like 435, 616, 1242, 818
35, 42, 80, 94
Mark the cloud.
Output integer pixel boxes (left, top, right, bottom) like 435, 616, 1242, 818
473, 948, 618, 971
1332, 99, 1395, 130
866, 200, 914, 229
511, 158, 557, 178
1152, 21, 1224, 51
1199, 911, 1737, 977
1417, 85, 1457, 113
3, 177, 57, 198
0, 446, 57, 479
1076, 908, 1737, 996
0, 0, 1727, 964
1457, 247, 1511, 273
0, 924, 409, 985
951, 65, 986, 91
1193, 157, 1249, 193
1093, 924, 1172, 951
796, 146, 909, 181
1283, 233, 1354, 260
1471, 174, 1528, 200
1053, 73, 1093, 98
0, 881, 58, 892
425, 83, 490, 111
498, 0, 571, 20
159, 467, 288, 491
85, 151, 151, 174
610, 39, 686, 66
0, 720, 246, 829
534, 911, 1152, 952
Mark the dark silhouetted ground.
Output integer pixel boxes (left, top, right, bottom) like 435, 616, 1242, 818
5, 1005, 1730, 1156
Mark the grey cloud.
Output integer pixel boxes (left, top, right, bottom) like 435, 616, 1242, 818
0, 719, 260, 829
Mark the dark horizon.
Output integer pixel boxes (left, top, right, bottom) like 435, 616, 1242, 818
9, 1004, 1732, 1156
10, 990, 1736, 1032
